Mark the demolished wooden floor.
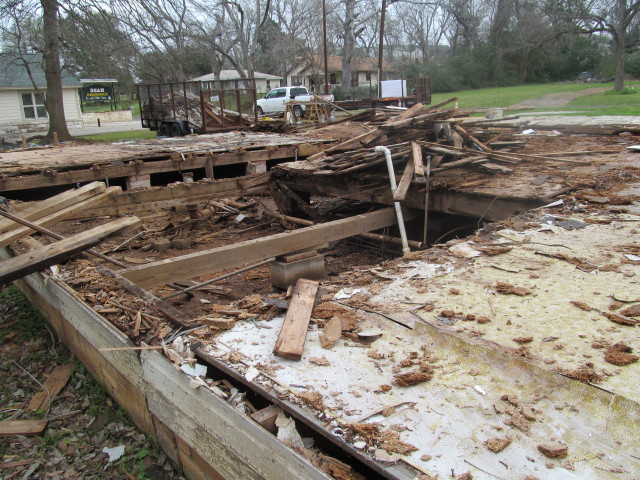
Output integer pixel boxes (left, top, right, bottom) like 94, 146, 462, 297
2, 107, 640, 480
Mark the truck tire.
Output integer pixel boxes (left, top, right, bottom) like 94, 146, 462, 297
256, 106, 264, 116
159, 123, 171, 137
171, 123, 183, 137
293, 105, 304, 119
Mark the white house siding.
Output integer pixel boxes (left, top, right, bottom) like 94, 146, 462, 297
62, 88, 82, 121
0, 90, 23, 124
0, 87, 82, 137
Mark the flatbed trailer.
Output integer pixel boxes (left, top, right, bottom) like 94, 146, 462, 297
136, 80, 258, 137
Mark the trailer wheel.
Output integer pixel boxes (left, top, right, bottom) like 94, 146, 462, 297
159, 123, 171, 137
171, 123, 183, 137
256, 106, 264, 116
292, 105, 304, 119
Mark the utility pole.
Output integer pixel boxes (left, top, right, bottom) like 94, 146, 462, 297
377, 0, 387, 98
323, 0, 329, 94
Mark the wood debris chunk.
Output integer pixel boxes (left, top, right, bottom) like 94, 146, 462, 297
495, 282, 531, 296
394, 368, 433, 387
28, 364, 73, 412
380, 430, 418, 455
478, 245, 512, 256
570, 300, 592, 311
513, 336, 533, 344
195, 316, 236, 330
602, 311, 637, 326
500, 394, 519, 407
319, 317, 342, 350
604, 342, 639, 366
309, 356, 331, 366
621, 304, 640, 317
485, 436, 512, 453
457, 472, 473, 480
297, 391, 325, 411
537, 442, 568, 459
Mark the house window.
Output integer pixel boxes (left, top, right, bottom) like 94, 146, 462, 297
266, 80, 271, 90
365, 72, 371, 81
329, 73, 337, 85
22, 92, 47, 119
292, 76, 303, 86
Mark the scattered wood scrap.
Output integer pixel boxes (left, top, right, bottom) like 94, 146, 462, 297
0, 419, 48, 437
273, 278, 319, 360
28, 364, 74, 412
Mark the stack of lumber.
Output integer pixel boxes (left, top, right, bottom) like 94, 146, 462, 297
0, 182, 141, 286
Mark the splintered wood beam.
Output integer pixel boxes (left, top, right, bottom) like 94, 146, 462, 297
412, 142, 424, 176
0, 186, 122, 249
393, 158, 415, 202
1, 182, 106, 235
122, 208, 401, 289
0, 216, 141, 286
273, 279, 319, 360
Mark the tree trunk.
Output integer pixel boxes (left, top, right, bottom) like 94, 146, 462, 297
614, 0, 627, 91
341, 0, 356, 95
42, 0, 72, 142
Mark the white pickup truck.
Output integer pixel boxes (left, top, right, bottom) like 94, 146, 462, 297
256, 86, 334, 118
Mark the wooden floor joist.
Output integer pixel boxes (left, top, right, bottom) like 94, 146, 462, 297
122, 208, 405, 289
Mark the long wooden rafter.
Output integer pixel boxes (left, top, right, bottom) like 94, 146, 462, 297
121, 208, 407, 289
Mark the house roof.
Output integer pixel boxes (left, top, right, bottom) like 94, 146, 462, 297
192, 70, 283, 82
289, 55, 396, 75
0, 52, 81, 88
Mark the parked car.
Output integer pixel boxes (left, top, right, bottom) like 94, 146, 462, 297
256, 86, 334, 118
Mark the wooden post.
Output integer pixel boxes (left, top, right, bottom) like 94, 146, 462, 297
205, 159, 214, 179
52, 131, 59, 145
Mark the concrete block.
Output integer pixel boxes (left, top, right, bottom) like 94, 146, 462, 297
246, 160, 267, 175
126, 174, 151, 190
151, 239, 171, 252
270, 254, 325, 289
170, 238, 192, 250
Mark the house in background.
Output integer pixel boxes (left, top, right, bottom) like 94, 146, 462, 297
285, 55, 397, 93
0, 53, 82, 135
192, 70, 283, 94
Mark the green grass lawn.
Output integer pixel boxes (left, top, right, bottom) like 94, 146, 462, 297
430, 81, 640, 115
78, 130, 157, 142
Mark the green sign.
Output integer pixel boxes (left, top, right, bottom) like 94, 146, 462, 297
82, 84, 113, 102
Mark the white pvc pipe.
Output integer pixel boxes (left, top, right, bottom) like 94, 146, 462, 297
374, 146, 410, 254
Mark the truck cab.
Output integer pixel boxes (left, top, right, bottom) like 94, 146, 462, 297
256, 86, 312, 118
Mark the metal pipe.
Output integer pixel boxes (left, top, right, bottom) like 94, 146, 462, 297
374, 146, 410, 254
